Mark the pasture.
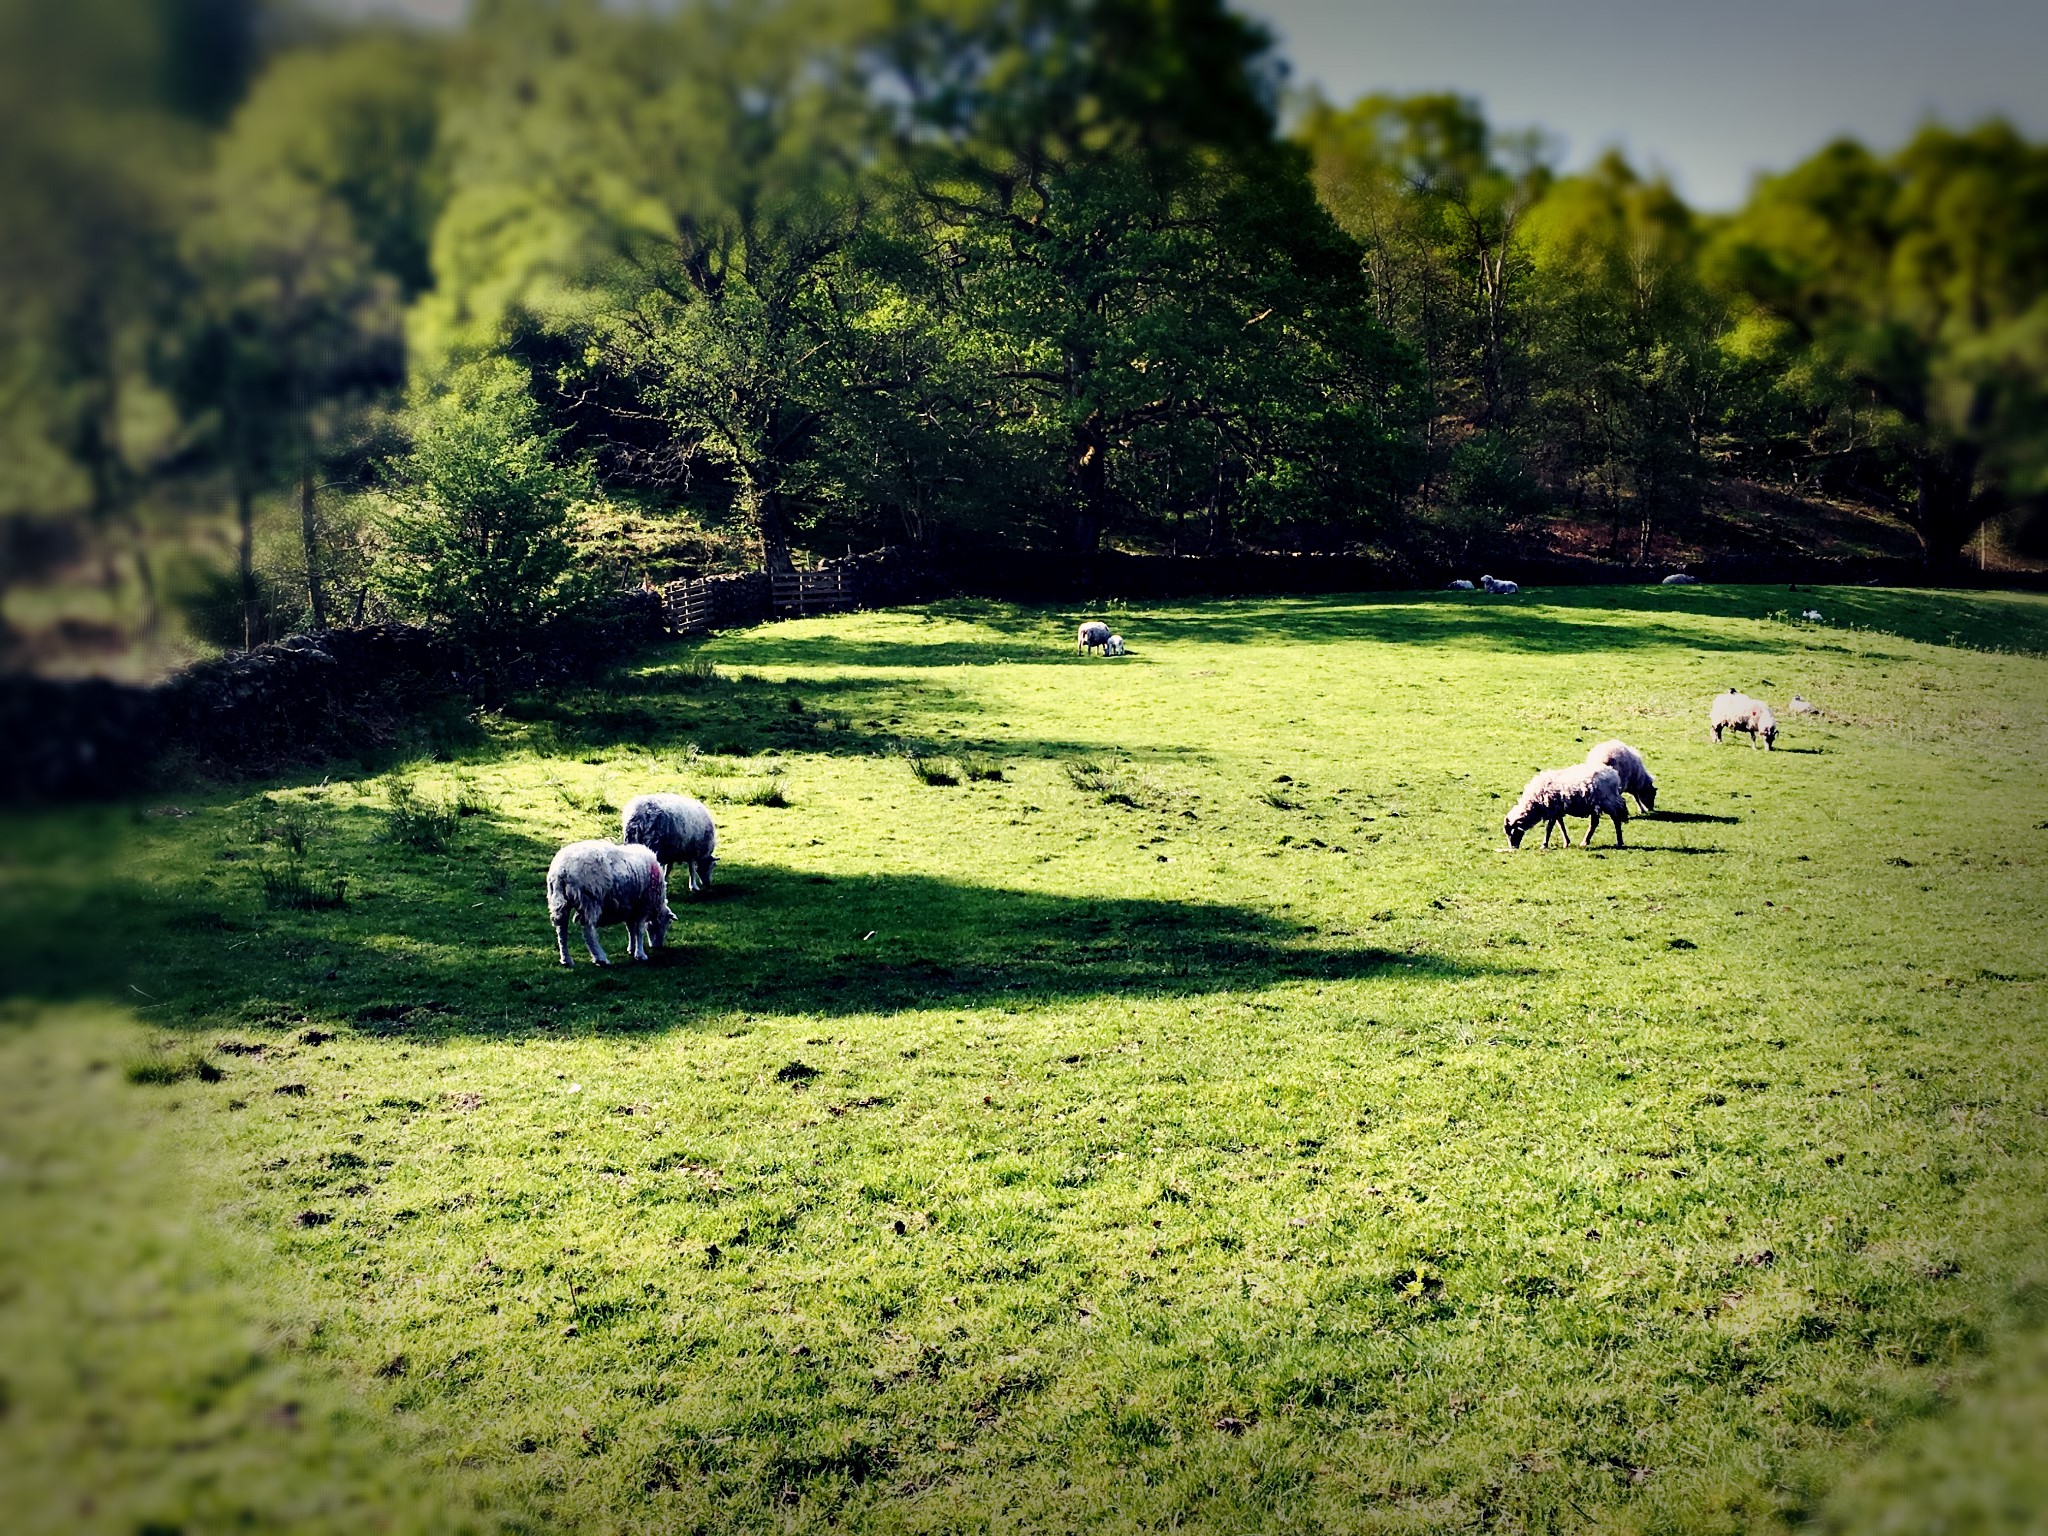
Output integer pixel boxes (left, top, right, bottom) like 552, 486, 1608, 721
4, 584, 2047, 1534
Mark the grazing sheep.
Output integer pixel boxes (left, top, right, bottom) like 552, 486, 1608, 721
546, 841, 674, 967
622, 792, 718, 892
1584, 739, 1657, 813
1104, 634, 1126, 656
1790, 693, 1821, 715
1662, 572, 1701, 585
1480, 574, 1520, 595
1077, 620, 1111, 654
1445, 579, 1476, 591
1710, 689, 1778, 749
1800, 608, 1824, 622
1504, 763, 1628, 849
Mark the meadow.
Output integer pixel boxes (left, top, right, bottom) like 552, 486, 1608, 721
4, 584, 2047, 1535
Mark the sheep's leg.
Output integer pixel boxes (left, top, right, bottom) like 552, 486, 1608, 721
629, 921, 649, 962
554, 913, 574, 967
1586, 811, 1601, 846
580, 911, 610, 966
1612, 815, 1625, 848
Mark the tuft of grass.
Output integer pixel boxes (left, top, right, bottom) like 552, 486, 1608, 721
258, 859, 348, 911
122, 1044, 224, 1086
452, 774, 494, 818
960, 753, 1005, 782
1064, 755, 1158, 807
905, 752, 962, 786
723, 779, 792, 807
384, 779, 458, 852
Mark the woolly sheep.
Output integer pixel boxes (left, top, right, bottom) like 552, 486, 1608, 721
1584, 738, 1656, 813
1446, 579, 1476, 591
546, 840, 673, 967
1077, 620, 1111, 654
1790, 693, 1821, 715
1103, 634, 1126, 656
622, 792, 718, 892
1800, 608, 1824, 622
1710, 689, 1778, 749
1480, 574, 1520, 595
1662, 572, 1700, 585
1504, 763, 1628, 849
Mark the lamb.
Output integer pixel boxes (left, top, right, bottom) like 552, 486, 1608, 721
1661, 572, 1700, 585
1584, 738, 1656, 813
1103, 634, 1126, 656
1800, 609, 1824, 622
1480, 574, 1520, 594
622, 793, 718, 892
1446, 579, 1476, 591
1710, 689, 1778, 749
1789, 693, 1821, 715
1503, 763, 1628, 849
546, 840, 674, 966
1077, 620, 1111, 654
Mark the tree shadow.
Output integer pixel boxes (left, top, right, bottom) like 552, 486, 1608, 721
9, 809, 1500, 1035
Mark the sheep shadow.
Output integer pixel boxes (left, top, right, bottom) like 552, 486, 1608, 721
1649, 811, 1741, 825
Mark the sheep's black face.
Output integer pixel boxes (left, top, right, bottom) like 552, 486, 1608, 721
650, 905, 674, 950
1504, 815, 1525, 849
1638, 785, 1656, 813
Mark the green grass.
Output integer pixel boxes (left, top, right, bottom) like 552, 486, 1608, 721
4, 585, 2048, 1533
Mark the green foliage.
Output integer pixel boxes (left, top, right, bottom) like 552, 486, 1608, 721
375, 362, 602, 672
383, 777, 459, 852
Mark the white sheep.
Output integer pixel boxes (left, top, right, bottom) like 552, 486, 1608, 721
546, 840, 674, 966
1445, 579, 1476, 591
622, 793, 718, 892
1584, 739, 1656, 813
1481, 574, 1520, 595
1077, 620, 1111, 654
1103, 634, 1126, 656
1504, 763, 1628, 849
1790, 694, 1821, 715
1800, 609, 1824, 622
1661, 573, 1701, 585
1710, 689, 1778, 749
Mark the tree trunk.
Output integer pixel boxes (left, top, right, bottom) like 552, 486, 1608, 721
235, 470, 259, 652
300, 454, 327, 631
756, 488, 797, 577
1070, 414, 1108, 554
1911, 443, 1986, 572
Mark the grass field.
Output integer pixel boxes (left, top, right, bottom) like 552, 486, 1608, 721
4, 584, 2048, 1534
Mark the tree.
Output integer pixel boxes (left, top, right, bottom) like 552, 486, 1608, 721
1524, 153, 1725, 561
1712, 122, 2048, 567
376, 361, 599, 698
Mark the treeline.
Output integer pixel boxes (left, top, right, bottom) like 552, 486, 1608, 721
4, 0, 2045, 664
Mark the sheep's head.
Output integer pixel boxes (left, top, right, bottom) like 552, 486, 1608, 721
1637, 780, 1657, 813
1503, 809, 1531, 849
650, 902, 675, 950
1761, 720, 1777, 748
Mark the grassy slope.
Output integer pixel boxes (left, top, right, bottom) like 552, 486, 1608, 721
3, 585, 2047, 1534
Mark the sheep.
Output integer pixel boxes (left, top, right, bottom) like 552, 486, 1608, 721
1790, 693, 1821, 715
546, 840, 674, 967
1661, 572, 1701, 585
1445, 579, 1476, 591
1103, 634, 1126, 656
1503, 763, 1628, 849
1710, 689, 1778, 749
1077, 620, 1111, 654
1800, 608, 1824, 622
1584, 738, 1656, 813
622, 792, 718, 892
1481, 574, 1520, 595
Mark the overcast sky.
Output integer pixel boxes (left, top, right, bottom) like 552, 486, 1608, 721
1241, 0, 2048, 207
326, 0, 2047, 209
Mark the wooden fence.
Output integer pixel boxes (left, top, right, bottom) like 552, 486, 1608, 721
771, 567, 855, 617
664, 579, 718, 635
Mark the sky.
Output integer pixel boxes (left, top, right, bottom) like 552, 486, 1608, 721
1240, 0, 2048, 208
325, 0, 2048, 210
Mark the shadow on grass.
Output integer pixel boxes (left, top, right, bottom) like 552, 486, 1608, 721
1650, 811, 1742, 825
8, 808, 1501, 1033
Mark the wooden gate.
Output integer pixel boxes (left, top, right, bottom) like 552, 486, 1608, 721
663, 579, 716, 635
771, 568, 854, 617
